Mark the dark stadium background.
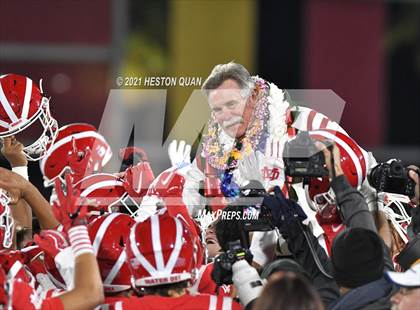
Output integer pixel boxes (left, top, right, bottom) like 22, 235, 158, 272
0, 0, 419, 199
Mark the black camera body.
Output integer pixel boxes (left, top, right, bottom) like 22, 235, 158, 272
368, 160, 416, 198
211, 240, 253, 286
283, 131, 329, 177
238, 181, 275, 232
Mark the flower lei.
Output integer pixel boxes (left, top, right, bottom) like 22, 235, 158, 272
202, 77, 271, 197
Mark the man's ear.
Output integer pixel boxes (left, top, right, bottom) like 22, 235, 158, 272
248, 90, 257, 107
251, 89, 258, 100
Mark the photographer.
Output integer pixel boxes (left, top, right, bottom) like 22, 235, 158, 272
261, 186, 340, 308
212, 204, 265, 309
315, 142, 398, 310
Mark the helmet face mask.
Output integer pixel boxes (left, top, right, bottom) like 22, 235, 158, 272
380, 193, 412, 245
0, 75, 59, 161
20, 97, 58, 161
313, 188, 338, 220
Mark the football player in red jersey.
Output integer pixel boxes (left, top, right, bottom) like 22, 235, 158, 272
87, 212, 136, 305
0, 173, 104, 309
105, 212, 243, 310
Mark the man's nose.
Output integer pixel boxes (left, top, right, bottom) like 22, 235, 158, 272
218, 109, 233, 121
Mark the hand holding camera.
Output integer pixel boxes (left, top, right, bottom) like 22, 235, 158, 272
407, 165, 419, 205
368, 160, 418, 201
262, 186, 307, 232
211, 240, 253, 286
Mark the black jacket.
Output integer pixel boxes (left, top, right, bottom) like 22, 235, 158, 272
326, 175, 397, 309
280, 175, 396, 309
328, 277, 397, 310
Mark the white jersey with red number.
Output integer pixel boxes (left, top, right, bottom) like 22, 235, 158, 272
107, 294, 242, 310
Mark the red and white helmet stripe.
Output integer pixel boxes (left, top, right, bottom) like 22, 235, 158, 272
310, 129, 368, 188
129, 215, 190, 287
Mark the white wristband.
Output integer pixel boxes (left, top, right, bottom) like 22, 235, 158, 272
12, 166, 29, 181
68, 226, 94, 258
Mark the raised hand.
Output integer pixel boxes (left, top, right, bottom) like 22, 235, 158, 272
34, 229, 69, 258
237, 151, 264, 185
264, 137, 284, 169
53, 173, 88, 231
262, 186, 307, 230
1, 136, 27, 167
314, 141, 343, 179
168, 140, 191, 169
122, 161, 155, 199
0, 167, 28, 203
261, 137, 286, 188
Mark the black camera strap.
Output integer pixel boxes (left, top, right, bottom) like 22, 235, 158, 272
298, 221, 334, 279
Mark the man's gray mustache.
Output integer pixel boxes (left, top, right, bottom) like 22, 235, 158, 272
222, 117, 243, 127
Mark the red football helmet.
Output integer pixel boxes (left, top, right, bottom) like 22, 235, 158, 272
0, 74, 58, 161
88, 213, 135, 293
75, 171, 152, 217
0, 191, 13, 249
125, 212, 199, 288
43, 253, 67, 290
304, 129, 369, 220
139, 168, 187, 213
0, 265, 39, 310
74, 173, 133, 216
0, 267, 7, 307
0, 250, 35, 287
40, 123, 112, 187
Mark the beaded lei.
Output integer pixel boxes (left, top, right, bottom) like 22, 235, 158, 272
201, 77, 271, 197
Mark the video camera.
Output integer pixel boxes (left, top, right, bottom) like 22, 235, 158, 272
283, 131, 329, 177
368, 159, 416, 198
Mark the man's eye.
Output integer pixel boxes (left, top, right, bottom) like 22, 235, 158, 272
212, 108, 222, 113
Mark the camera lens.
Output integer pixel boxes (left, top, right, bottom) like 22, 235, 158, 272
390, 161, 404, 175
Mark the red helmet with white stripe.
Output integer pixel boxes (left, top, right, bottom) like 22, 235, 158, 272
305, 129, 368, 220
40, 123, 112, 187
0, 74, 58, 161
0, 265, 40, 310
0, 191, 13, 249
126, 212, 199, 288
88, 213, 135, 293
74, 173, 139, 217
0, 267, 6, 306
0, 250, 35, 287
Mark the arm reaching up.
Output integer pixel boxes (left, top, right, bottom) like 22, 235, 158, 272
0, 167, 59, 229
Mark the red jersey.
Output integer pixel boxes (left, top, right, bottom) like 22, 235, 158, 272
190, 263, 233, 297
108, 294, 242, 310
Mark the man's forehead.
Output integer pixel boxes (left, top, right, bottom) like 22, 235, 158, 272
208, 87, 243, 107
